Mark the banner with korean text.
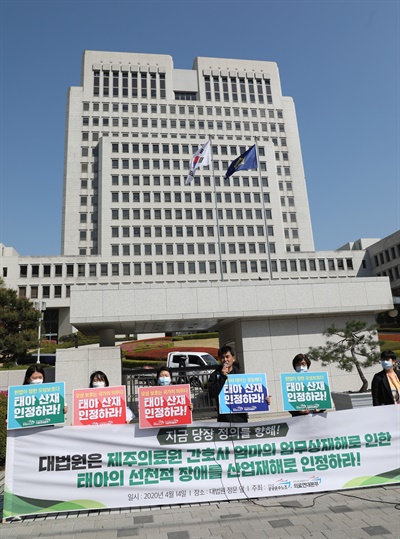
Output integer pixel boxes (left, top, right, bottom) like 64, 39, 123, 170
73, 386, 127, 426
138, 384, 192, 429
218, 373, 269, 415
280, 372, 333, 412
7, 382, 66, 430
4, 407, 400, 518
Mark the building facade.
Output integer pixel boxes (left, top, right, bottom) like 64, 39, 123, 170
0, 51, 394, 341
62, 51, 315, 264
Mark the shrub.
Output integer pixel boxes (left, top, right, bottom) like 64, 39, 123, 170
172, 332, 218, 341
122, 359, 167, 369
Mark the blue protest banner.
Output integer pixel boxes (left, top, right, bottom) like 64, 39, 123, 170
218, 373, 269, 414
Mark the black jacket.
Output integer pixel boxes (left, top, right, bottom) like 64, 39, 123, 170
208, 363, 248, 423
371, 368, 400, 406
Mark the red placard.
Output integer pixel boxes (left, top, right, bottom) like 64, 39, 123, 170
73, 386, 127, 426
138, 384, 192, 429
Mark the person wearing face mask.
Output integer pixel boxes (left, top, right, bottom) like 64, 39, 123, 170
371, 351, 400, 406
289, 354, 325, 417
23, 365, 46, 385
155, 367, 194, 410
156, 367, 173, 386
22, 365, 68, 415
89, 371, 135, 422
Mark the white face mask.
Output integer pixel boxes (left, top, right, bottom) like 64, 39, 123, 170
158, 376, 171, 386
30, 378, 43, 384
92, 381, 106, 388
295, 365, 308, 373
381, 360, 394, 370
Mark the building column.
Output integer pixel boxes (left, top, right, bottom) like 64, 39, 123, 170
99, 328, 115, 347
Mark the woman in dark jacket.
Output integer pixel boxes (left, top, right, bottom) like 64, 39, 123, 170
371, 350, 400, 406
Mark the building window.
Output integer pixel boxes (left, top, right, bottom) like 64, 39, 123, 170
30, 286, 38, 299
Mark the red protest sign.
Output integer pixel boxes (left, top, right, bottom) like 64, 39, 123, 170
138, 384, 192, 429
73, 386, 127, 426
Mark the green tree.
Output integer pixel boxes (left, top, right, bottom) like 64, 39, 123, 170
0, 279, 39, 364
307, 320, 381, 393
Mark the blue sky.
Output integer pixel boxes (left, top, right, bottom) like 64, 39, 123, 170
0, 0, 399, 256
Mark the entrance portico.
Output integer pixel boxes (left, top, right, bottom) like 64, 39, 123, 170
66, 277, 393, 408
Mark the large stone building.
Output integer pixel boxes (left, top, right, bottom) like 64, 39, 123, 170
0, 51, 396, 403
2, 51, 387, 337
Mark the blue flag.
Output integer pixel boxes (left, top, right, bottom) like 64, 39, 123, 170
225, 145, 258, 178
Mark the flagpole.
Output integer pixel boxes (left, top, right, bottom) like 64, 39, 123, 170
255, 139, 273, 281
209, 136, 224, 281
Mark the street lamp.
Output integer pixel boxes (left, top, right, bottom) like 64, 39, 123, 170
34, 301, 46, 365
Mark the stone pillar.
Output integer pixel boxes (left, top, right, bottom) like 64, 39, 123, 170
99, 328, 116, 347
56, 346, 121, 425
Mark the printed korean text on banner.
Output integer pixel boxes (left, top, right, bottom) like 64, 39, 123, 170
7, 382, 66, 430
138, 384, 192, 429
4, 407, 399, 518
73, 386, 127, 426
185, 141, 211, 185
280, 372, 332, 412
218, 373, 269, 414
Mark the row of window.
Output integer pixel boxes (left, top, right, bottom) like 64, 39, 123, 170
109, 142, 269, 155
108, 175, 271, 189
107, 158, 270, 173
83, 116, 285, 133
83, 101, 283, 119
107, 221, 273, 238
204, 76, 273, 105
93, 70, 166, 99
377, 266, 400, 282
18, 256, 355, 283
92, 70, 274, 105
108, 209, 276, 224
81, 130, 269, 144
19, 285, 67, 300
373, 245, 400, 267
81, 175, 291, 191
107, 241, 272, 256
109, 191, 271, 205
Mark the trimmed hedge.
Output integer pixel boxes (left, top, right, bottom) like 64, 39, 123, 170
172, 332, 218, 341
122, 360, 167, 369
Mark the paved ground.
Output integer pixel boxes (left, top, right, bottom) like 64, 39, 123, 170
1, 469, 399, 539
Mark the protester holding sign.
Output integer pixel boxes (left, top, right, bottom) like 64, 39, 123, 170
89, 371, 135, 422
22, 365, 68, 416
155, 367, 193, 411
208, 345, 271, 423
155, 367, 173, 386
288, 354, 326, 417
371, 350, 400, 406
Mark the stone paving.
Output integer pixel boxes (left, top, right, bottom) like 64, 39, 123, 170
1, 470, 399, 539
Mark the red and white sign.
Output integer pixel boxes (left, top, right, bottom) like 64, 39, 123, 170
138, 384, 192, 429
73, 386, 127, 426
